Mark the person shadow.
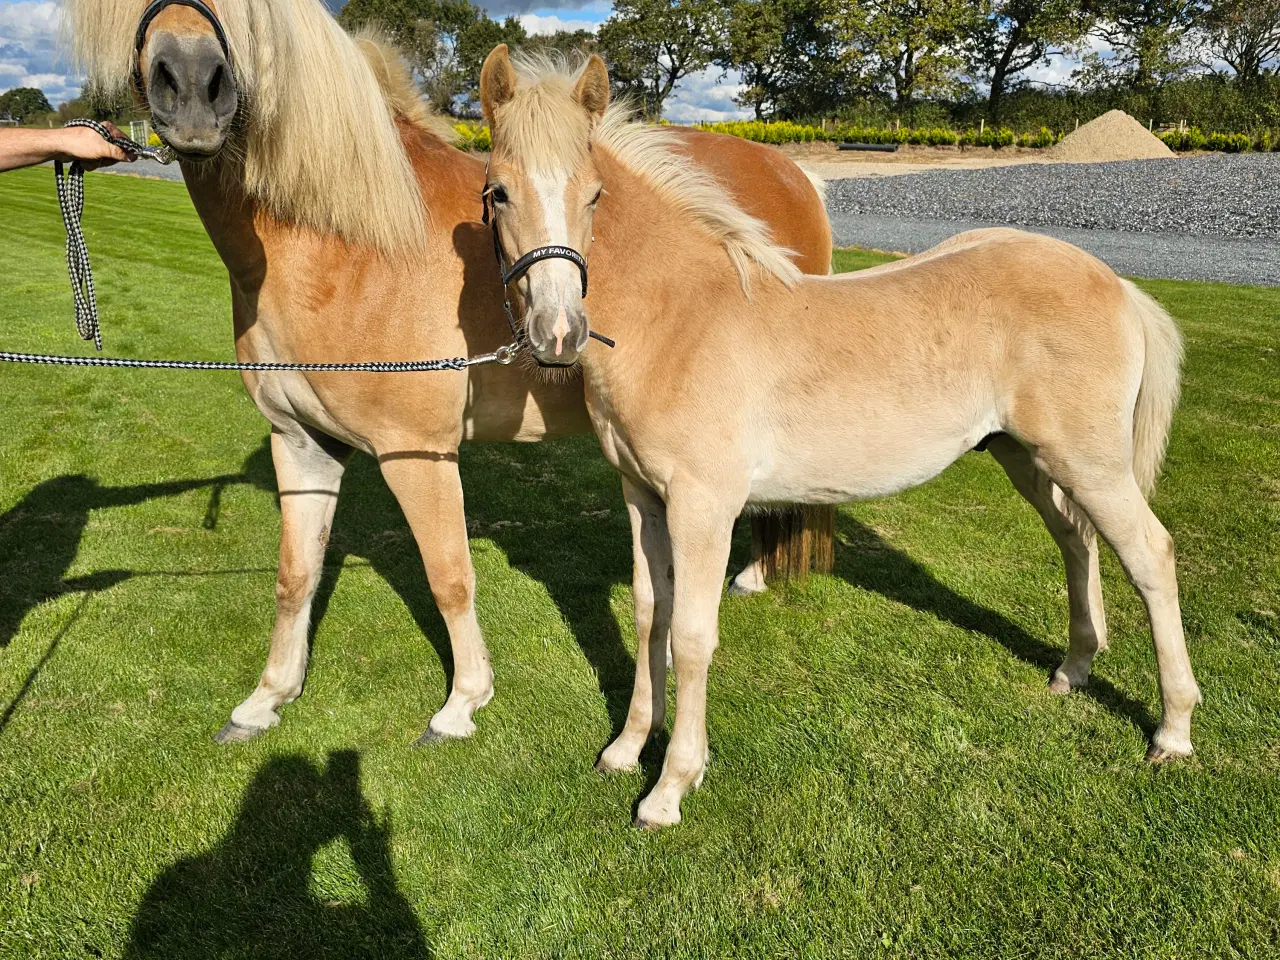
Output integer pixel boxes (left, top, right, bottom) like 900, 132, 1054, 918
125, 750, 431, 959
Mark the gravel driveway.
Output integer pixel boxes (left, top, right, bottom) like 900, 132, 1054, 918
825, 153, 1280, 286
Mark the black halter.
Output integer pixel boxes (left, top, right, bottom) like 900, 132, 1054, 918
133, 0, 232, 91
483, 186, 614, 348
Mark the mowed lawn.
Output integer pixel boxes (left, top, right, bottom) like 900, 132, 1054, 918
0, 165, 1278, 959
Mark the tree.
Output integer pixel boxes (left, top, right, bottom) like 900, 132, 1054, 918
520, 29, 601, 61
1083, 0, 1204, 90
964, 0, 1094, 120
0, 87, 53, 122
340, 0, 520, 114
1204, 0, 1280, 88
716, 0, 848, 119
829, 0, 981, 118
598, 0, 727, 117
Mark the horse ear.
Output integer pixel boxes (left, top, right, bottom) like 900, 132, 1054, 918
480, 44, 518, 123
573, 55, 610, 120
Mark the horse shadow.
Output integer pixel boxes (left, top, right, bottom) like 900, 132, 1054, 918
0, 473, 244, 650
124, 750, 431, 959
831, 516, 1157, 736
249, 435, 1155, 747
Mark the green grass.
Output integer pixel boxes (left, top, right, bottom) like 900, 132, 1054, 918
1, 166, 1278, 958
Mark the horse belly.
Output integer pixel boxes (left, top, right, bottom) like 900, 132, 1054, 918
748, 413, 999, 506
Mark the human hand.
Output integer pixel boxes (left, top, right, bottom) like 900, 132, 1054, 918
51, 124, 135, 170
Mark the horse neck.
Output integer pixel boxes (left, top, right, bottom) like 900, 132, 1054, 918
585, 152, 755, 384
179, 123, 487, 309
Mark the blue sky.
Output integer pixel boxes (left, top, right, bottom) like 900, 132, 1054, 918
0, 0, 756, 120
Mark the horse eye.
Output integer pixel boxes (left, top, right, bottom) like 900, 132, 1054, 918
490, 185, 509, 205
590, 188, 603, 206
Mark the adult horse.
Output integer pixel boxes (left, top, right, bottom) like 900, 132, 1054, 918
64, 0, 833, 743
478, 49, 1199, 827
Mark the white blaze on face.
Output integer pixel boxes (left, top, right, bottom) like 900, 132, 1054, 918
531, 170, 574, 356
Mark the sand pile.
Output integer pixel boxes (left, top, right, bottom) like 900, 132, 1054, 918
1046, 110, 1174, 162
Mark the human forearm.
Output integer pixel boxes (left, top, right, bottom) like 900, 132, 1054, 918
0, 129, 63, 172
0, 126, 132, 173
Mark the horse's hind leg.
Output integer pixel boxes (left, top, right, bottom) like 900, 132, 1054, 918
598, 477, 672, 773
217, 426, 349, 743
987, 436, 1107, 693
1064, 474, 1199, 760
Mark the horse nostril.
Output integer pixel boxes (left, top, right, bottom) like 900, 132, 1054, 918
208, 64, 222, 105
158, 61, 179, 97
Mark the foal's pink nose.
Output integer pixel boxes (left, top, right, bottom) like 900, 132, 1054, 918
552, 307, 570, 357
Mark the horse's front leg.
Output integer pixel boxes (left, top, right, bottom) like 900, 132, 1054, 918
378, 453, 493, 742
635, 489, 737, 829
597, 477, 673, 772
217, 426, 350, 743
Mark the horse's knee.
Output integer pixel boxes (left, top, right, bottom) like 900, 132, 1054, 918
275, 570, 315, 614
430, 568, 475, 617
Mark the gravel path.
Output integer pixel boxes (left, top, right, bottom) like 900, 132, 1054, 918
827, 213, 1280, 286
825, 153, 1280, 286
826, 153, 1280, 240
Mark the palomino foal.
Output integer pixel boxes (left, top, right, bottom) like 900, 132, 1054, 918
480, 48, 1200, 828
66, 0, 832, 743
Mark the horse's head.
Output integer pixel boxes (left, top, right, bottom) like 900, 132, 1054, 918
480, 44, 609, 368
135, 0, 238, 159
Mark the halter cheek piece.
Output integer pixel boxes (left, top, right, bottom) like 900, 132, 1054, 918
483, 186, 615, 349
132, 0, 233, 92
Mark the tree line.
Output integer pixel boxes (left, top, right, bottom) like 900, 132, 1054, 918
3, 0, 1275, 132
339, 0, 1280, 131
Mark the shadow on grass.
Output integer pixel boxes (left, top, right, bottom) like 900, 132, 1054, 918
0, 472, 245, 649
125, 750, 430, 959
281, 433, 1155, 748
833, 516, 1158, 737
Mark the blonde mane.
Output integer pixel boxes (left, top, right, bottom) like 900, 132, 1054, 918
506, 55, 801, 291
64, 0, 454, 257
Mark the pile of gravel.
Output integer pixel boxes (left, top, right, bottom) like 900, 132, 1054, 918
825, 153, 1280, 240
1046, 109, 1173, 162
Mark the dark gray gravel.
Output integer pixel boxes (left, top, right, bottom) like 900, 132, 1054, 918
824, 153, 1280, 286
827, 212, 1280, 287
826, 153, 1280, 241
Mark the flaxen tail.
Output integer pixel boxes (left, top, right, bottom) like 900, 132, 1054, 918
1123, 279, 1183, 497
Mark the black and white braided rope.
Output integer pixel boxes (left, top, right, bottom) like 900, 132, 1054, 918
54, 119, 172, 351
0, 350, 522, 372
9, 121, 521, 373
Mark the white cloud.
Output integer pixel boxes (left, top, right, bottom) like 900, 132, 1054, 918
663, 67, 751, 123
519, 13, 600, 34
0, 0, 78, 106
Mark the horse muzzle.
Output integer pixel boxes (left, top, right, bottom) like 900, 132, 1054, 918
526, 304, 590, 367
145, 31, 237, 159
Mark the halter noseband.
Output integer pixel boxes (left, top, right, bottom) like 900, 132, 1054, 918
133, 0, 232, 91
483, 186, 615, 349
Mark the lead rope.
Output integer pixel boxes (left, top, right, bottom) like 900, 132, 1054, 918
1, 121, 518, 372
55, 118, 173, 351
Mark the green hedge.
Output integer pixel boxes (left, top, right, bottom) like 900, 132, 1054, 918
448, 118, 1280, 154
697, 119, 1280, 154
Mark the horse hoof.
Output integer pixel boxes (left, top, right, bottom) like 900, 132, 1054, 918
1146, 742, 1193, 764
634, 816, 661, 831
727, 580, 766, 598
213, 721, 264, 744
413, 725, 471, 746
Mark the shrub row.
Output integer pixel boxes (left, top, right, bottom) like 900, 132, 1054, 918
1155, 127, 1279, 152
695, 120, 1059, 149
699, 119, 1280, 153
448, 118, 1280, 154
